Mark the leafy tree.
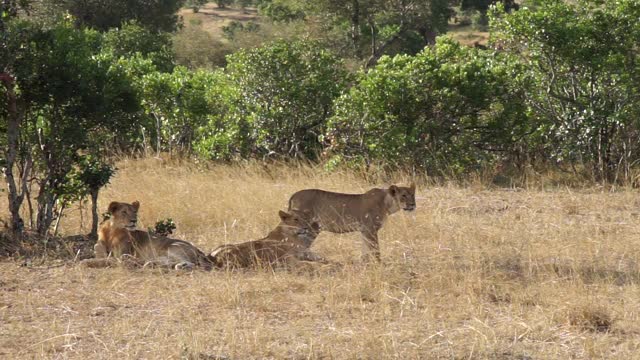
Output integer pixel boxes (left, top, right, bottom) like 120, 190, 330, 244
140, 67, 218, 155
102, 21, 174, 72
58, 155, 115, 238
4, 18, 141, 235
461, 0, 518, 13
326, 38, 529, 175
490, 0, 640, 183
1, 0, 33, 234
258, 0, 305, 22
222, 20, 260, 40
300, 0, 453, 65
196, 40, 349, 160
52, 0, 185, 32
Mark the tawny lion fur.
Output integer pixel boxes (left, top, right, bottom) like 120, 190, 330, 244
288, 183, 416, 261
209, 210, 321, 269
81, 201, 213, 270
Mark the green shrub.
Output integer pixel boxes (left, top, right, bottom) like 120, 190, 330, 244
194, 40, 349, 160
327, 38, 529, 175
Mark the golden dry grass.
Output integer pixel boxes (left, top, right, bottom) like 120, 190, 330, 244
2, 158, 640, 358
179, 3, 258, 44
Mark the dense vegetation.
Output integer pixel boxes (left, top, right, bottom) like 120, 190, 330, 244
1, 0, 640, 237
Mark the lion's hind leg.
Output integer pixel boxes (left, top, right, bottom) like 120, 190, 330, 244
174, 261, 195, 271
80, 255, 141, 269
166, 243, 204, 271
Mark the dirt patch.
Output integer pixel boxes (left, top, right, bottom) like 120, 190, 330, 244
179, 3, 258, 41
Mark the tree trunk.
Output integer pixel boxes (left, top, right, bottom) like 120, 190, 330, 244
153, 112, 162, 157
36, 182, 56, 235
1, 73, 25, 235
90, 188, 99, 239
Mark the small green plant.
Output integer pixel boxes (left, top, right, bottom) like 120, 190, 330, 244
186, 0, 207, 13
222, 20, 259, 40
151, 218, 176, 236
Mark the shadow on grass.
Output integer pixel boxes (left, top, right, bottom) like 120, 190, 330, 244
0, 230, 95, 265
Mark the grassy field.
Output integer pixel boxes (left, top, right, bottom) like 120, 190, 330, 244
177, 2, 488, 48
1, 158, 639, 358
179, 3, 258, 43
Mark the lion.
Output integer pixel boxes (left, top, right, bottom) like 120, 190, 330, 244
82, 201, 213, 271
288, 183, 416, 261
209, 209, 322, 269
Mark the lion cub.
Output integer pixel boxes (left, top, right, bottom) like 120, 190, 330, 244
82, 201, 213, 270
209, 210, 321, 269
288, 183, 416, 261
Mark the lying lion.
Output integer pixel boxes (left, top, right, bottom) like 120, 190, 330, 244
288, 183, 416, 261
209, 210, 322, 269
81, 201, 213, 270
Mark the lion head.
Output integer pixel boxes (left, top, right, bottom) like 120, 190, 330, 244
277, 209, 320, 248
388, 183, 416, 212
107, 201, 140, 230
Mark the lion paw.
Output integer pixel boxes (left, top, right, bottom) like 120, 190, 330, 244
174, 262, 195, 271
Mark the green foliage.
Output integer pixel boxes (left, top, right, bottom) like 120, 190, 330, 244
327, 38, 529, 175
140, 67, 223, 154
61, 0, 185, 32
4, 18, 143, 233
258, 0, 305, 22
222, 20, 260, 40
490, 0, 640, 181
150, 218, 176, 236
102, 21, 174, 72
60, 155, 115, 206
195, 40, 349, 160
462, 0, 518, 13
299, 0, 453, 62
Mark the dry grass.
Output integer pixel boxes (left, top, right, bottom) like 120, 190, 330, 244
179, 4, 258, 43
2, 158, 640, 358
447, 24, 489, 47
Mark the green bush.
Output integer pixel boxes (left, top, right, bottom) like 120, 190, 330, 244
326, 38, 529, 175
194, 40, 349, 160
102, 21, 175, 72
490, 0, 640, 182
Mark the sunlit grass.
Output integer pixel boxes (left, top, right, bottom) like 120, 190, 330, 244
1, 157, 639, 358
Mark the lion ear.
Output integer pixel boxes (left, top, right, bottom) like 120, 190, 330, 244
278, 210, 291, 221
389, 185, 398, 196
107, 202, 120, 214
409, 182, 416, 192
132, 201, 140, 211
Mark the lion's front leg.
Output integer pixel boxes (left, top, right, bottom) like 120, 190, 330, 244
94, 240, 108, 258
360, 229, 381, 262
296, 249, 328, 263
